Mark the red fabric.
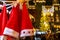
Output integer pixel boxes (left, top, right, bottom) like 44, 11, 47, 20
21, 3, 33, 31
0, 6, 8, 35
7, 36, 15, 40
0, 6, 8, 40
7, 36, 11, 40
0, 11, 3, 35
6, 7, 19, 34
3, 5, 21, 39
1, 6, 8, 35
16, 3, 22, 33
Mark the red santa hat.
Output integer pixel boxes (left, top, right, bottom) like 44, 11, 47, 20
3, 7, 19, 38
16, 3, 22, 33
0, 6, 8, 40
20, 3, 34, 37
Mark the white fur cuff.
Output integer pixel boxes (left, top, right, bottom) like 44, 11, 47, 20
3, 27, 19, 38
20, 29, 34, 37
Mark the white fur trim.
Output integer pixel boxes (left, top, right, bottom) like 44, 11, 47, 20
0, 35, 4, 40
20, 29, 34, 37
3, 27, 19, 38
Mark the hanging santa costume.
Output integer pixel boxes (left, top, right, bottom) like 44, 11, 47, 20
3, 7, 19, 38
20, 3, 34, 37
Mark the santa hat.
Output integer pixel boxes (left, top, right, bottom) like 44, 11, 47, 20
1, 6, 8, 34
3, 7, 19, 38
20, 3, 34, 37
0, 6, 8, 40
16, 3, 22, 33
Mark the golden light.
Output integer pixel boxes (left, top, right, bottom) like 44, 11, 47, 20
44, 22, 48, 26
43, 13, 46, 16
17, 0, 25, 3
46, 9, 51, 16
51, 13, 53, 16
44, 22, 46, 24
42, 11, 46, 16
